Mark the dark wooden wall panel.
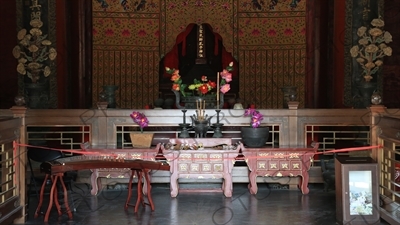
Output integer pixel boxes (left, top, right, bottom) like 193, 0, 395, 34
0, 2, 18, 108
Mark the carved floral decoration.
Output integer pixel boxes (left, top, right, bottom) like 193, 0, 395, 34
12, 15, 57, 83
350, 18, 392, 82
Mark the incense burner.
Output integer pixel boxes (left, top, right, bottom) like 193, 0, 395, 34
190, 115, 213, 138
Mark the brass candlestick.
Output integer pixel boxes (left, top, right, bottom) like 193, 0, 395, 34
212, 109, 223, 138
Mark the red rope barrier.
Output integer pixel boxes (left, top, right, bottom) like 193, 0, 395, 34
13, 142, 382, 161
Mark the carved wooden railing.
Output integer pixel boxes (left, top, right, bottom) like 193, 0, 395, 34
11, 106, 379, 149
372, 107, 400, 224
4, 106, 389, 167
0, 109, 26, 224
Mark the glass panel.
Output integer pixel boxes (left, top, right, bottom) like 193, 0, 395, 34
349, 170, 373, 215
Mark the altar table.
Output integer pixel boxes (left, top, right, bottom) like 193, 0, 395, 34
241, 142, 319, 194
162, 138, 240, 197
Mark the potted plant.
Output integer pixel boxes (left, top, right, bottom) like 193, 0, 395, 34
129, 111, 153, 148
241, 108, 269, 148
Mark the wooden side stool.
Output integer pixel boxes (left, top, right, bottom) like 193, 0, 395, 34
34, 173, 73, 222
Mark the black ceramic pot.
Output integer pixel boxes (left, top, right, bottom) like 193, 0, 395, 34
25, 82, 49, 109
241, 127, 269, 148
356, 82, 377, 108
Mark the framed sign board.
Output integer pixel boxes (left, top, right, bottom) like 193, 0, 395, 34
335, 157, 380, 225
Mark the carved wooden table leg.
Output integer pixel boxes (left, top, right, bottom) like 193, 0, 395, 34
223, 172, 233, 197
248, 171, 258, 195
90, 169, 99, 195
170, 171, 179, 197
299, 174, 310, 194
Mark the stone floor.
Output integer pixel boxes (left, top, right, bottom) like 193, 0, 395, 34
19, 183, 390, 225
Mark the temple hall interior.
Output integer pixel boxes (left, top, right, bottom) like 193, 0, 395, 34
0, 1, 400, 225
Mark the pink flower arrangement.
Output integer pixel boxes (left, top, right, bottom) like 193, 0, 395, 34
130, 111, 149, 133
166, 61, 234, 97
219, 62, 233, 94
244, 108, 264, 128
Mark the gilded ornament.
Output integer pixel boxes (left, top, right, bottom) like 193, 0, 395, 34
365, 44, 379, 53
49, 48, 57, 60
358, 38, 369, 45
30, 28, 42, 36
374, 60, 383, 67
17, 63, 26, 75
42, 40, 51, 45
28, 45, 39, 53
384, 32, 392, 43
364, 62, 375, 69
356, 58, 365, 63
357, 26, 367, 36
30, 19, 43, 28
28, 62, 41, 70
370, 18, 385, 27
17, 29, 27, 40
18, 58, 27, 64
43, 66, 51, 77
19, 36, 30, 46
368, 28, 383, 37
12, 46, 21, 58
383, 47, 392, 56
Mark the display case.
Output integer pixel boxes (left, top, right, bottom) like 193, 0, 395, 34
335, 157, 380, 225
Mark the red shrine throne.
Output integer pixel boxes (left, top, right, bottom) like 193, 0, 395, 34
159, 23, 238, 105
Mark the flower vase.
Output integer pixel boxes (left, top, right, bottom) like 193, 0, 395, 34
24, 83, 49, 109
101, 85, 119, 108
130, 133, 154, 148
241, 127, 270, 148
281, 86, 297, 109
355, 82, 377, 108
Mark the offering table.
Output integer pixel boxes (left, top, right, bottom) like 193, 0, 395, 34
241, 142, 319, 195
162, 138, 240, 197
